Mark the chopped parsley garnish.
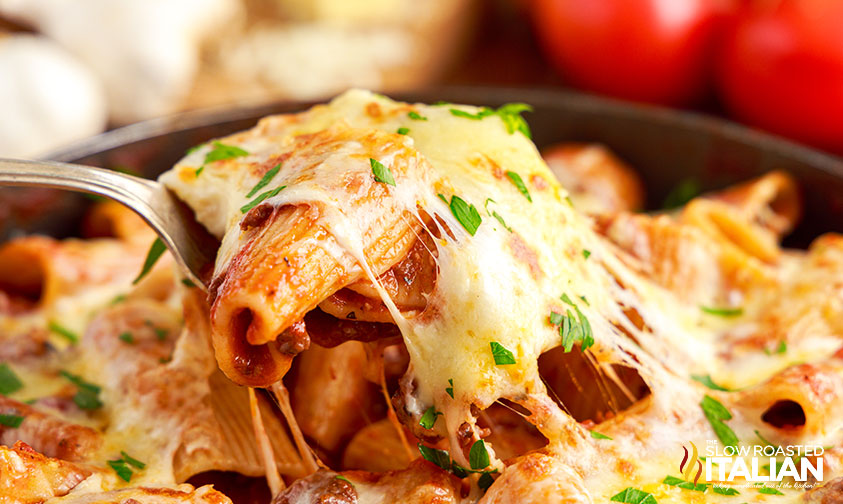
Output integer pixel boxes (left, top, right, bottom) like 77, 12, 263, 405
504, 171, 532, 202
712, 486, 740, 496
60, 371, 102, 410
495, 103, 533, 138
118, 332, 135, 344
192, 141, 249, 176
108, 459, 133, 482
610, 487, 658, 504
246, 163, 281, 198
701, 395, 739, 448
445, 195, 482, 236
417, 443, 450, 471
663, 178, 700, 209
662, 475, 707, 492
0, 364, 23, 395
565, 195, 574, 207
181, 278, 196, 288
240, 186, 286, 214
397, 127, 410, 135
582, 249, 591, 259
133, 238, 166, 285
419, 406, 442, 429
489, 342, 516, 365
445, 378, 454, 399
700, 306, 743, 317
204, 141, 249, 165
765, 341, 787, 355
449, 108, 494, 120
590, 430, 612, 440
484, 199, 511, 232
120, 451, 146, 469
110, 294, 127, 305
185, 143, 205, 155
108, 451, 146, 482
370, 158, 396, 186
0, 413, 24, 427
469, 439, 490, 470
758, 486, 784, 495
550, 297, 594, 352
335, 475, 353, 485
579, 295, 589, 306
48, 321, 79, 344
691, 374, 730, 392
155, 327, 168, 341
407, 111, 427, 121
478, 472, 495, 491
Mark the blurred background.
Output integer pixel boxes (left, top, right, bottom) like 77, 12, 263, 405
1, 0, 841, 158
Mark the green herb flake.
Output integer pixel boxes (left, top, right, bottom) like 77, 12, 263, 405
477, 472, 495, 491
397, 127, 410, 135
155, 327, 168, 341
445, 378, 454, 399
133, 238, 167, 285
549, 311, 564, 326
701, 395, 739, 448
504, 171, 532, 202
590, 430, 612, 440
194, 166, 204, 176
663, 178, 700, 209
60, 371, 102, 410
483, 198, 511, 232
335, 475, 353, 485
700, 306, 744, 317
120, 451, 146, 469
418, 443, 450, 471
181, 278, 197, 288
610, 487, 658, 504
662, 475, 708, 492
240, 186, 286, 214
448, 196, 482, 236
108, 459, 133, 482
118, 332, 135, 344
449, 108, 493, 120
490, 342, 516, 365
370, 158, 396, 186
419, 406, 442, 429
246, 164, 281, 198
0, 364, 23, 396
204, 141, 249, 165
407, 111, 428, 121
495, 103, 533, 138
691, 374, 730, 392
560, 293, 576, 306
0, 413, 24, 428
185, 143, 205, 156
579, 295, 589, 306
110, 294, 127, 305
48, 321, 79, 344
712, 486, 740, 495
582, 249, 591, 259
758, 486, 784, 495
775, 341, 787, 354
469, 439, 490, 470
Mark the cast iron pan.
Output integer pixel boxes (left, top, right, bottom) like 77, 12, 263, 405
2, 87, 842, 248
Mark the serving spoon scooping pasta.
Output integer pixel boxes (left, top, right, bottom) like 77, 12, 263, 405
0, 158, 218, 290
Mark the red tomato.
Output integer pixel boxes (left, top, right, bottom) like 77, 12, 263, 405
717, 1, 843, 151
531, 0, 737, 106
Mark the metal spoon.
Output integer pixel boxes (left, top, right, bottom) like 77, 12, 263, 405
0, 158, 218, 290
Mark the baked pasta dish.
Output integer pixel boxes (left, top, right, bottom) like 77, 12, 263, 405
2, 90, 842, 503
